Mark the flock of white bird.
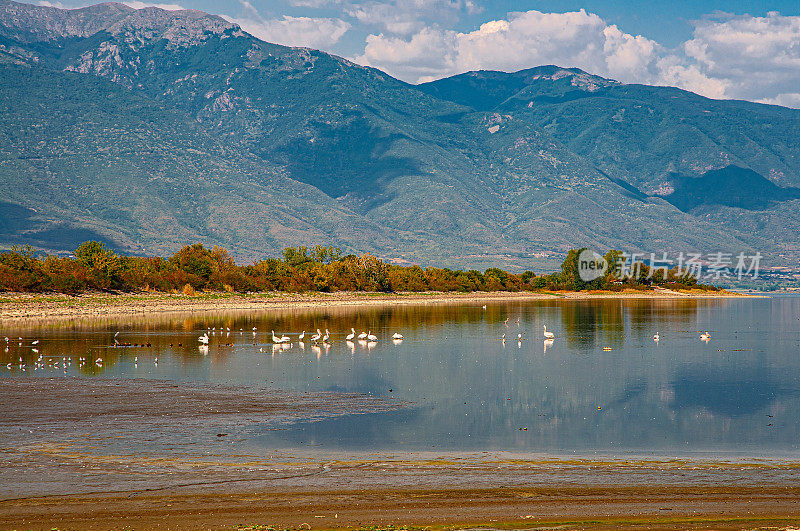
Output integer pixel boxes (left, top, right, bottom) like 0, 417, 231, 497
499, 322, 554, 341
197, 326, 404, 351
2, 324, 716, 370
498, 324, 711, 345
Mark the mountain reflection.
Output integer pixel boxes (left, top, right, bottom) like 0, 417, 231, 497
671, 364, 792, 417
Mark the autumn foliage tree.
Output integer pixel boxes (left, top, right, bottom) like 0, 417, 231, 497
0, 242, 717, 294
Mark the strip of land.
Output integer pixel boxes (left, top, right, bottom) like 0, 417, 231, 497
4, 484, 800, 530
0, 288, 752, 321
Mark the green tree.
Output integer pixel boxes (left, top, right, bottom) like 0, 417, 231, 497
74, 241, 109, 266
170, 243, 214, 288
311, 245, 342, 264
560, 248, 604, 291
283, 246, 312, 268
73, 241, 121, 290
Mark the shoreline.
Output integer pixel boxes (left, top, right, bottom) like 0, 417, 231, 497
0, 288, 755, 321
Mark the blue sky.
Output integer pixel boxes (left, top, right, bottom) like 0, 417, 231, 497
38, 0, 800, 106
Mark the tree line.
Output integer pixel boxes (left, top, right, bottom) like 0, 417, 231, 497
0, 242, 717, 294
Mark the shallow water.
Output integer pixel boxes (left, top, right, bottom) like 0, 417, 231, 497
3, 296, 800, 457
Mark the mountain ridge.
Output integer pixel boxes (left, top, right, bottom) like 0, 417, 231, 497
1, 0, 799, 270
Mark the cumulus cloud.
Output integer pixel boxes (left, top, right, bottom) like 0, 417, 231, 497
223, 0, 350, 49
354, 9, 800, 108
759, 93, 800, 107
230, 14, 350, 48
357, 9, 663, 84
680, 12, 800, 104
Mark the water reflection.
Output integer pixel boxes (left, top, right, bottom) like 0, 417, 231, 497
2, 297, 800, 456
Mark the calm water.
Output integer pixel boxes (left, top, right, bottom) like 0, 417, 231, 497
3, 296, 800, 457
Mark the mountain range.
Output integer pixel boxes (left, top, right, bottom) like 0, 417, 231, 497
1, 0, 799, 271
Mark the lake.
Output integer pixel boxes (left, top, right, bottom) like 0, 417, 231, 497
3, 295, 799, 458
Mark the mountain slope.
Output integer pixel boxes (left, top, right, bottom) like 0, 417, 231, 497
0, 63, 397, 257
418, 68, 800, 191
418, 68, 800, 264
1, 0, 800, 269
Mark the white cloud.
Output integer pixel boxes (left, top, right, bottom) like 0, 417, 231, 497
288, 0, 340, 6
652, 55, 728, 99
222, 0, 350, 49
357, 9, 662, 84
226, 14, 350, 49
758, 93, 800, 107
680, 12, 800, 103
36, 0, 67, 7
354, 9, 800, 108
346, 0, 480, 36
360, 28, 456, 80
122, 1, 186, 10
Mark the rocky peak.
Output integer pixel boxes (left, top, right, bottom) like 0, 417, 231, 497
103, 6, 237, 46
0, 0, 238, 46
0, 0, 133, 42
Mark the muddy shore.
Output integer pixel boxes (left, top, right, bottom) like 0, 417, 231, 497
0, 288, 752, 321
1, 377, 798, 530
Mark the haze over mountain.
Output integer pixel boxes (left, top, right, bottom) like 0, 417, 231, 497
1, 0, 799, 270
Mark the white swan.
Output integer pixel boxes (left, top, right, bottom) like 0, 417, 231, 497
279, 333, 290, 343
357, 330, 368, 340
198, 333, 209, 344
271, 330, 281, 343
367, 331, 378, 341
311, 329, 322, 342
700, 331, 711, 341
322, 329, 330, 343
653, 332, 660, 342
392, 332, 403, 340
346, 328, 356, 341
299, 330, 306, 341
543, 325, 555, 339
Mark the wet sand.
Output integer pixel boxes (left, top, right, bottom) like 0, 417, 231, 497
0, 288, 749, 321
2, 378, 798, 530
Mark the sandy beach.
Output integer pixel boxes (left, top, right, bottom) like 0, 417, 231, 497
0, 288, 751, 321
